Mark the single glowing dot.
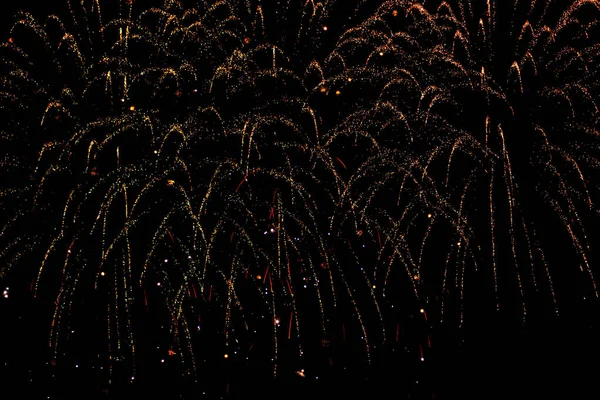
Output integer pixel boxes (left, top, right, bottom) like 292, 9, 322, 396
129, 105, 135, 111
347, 77, 352, 82
270, 227, 275, 233
323, 26, 328, 31
275, 318, 280, 324
153, 150, 158, 154
223, 354, 229, 359
256, 275, 262, 280
161, 359, 165, 363
320, 87, 327, 93
392, 10, 399, 17
372, 285, 376, 289
427, 213, 432, 218
379, 51, 384, 56
420, 308, 425, 313
8, 37, 13, 43
414, 275, 419, 280
100, 272, 105, 277
157, 282, 161, 287
335, 90, 341, 95
164, 259, 168, 263
457, 241, 461, 247
420, 357, 425, 362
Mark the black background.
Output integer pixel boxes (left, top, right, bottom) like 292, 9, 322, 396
0, 1, 598, 399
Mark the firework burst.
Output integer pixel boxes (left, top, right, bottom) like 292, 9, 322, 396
1, 0, 599, 389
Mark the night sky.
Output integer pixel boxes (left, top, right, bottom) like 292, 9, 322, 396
0, 1, 599, 399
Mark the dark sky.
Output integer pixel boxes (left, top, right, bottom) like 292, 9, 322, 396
0, 1, 598, 399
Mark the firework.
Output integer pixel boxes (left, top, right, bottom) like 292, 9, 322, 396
0, 0, 599, 389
